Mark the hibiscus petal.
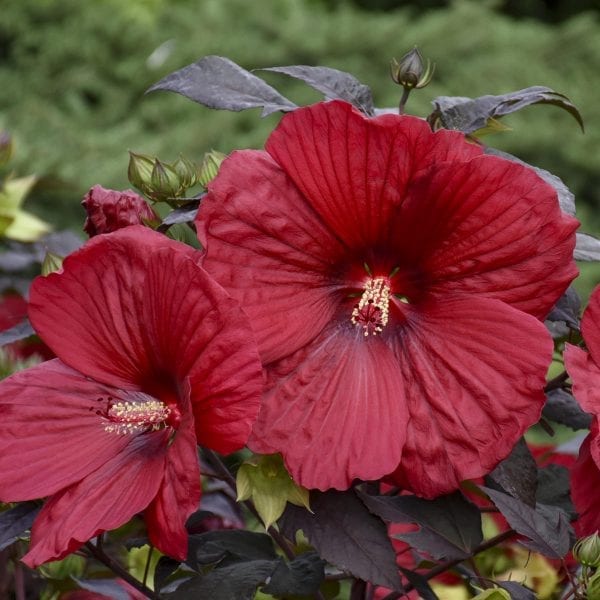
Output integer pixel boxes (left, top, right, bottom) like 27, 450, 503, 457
198, 150, 344, 364
29, 227, 197, 389
394, 157, 578, 319
265, 100, 482, 249
564, 343, 600, 416
141, 248, 263, 452
0, 359, 135, 500
571, 426, 600, 537
145, 382, 201, 560
249, 324, 408, 490
22, 429, 168, 567
387, 296, 551, 498
580, 286, 600, 365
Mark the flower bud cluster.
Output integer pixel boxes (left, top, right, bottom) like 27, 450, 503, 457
128, 150, 224, 202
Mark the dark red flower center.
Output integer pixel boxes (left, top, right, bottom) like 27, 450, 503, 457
92, 391, 172, 435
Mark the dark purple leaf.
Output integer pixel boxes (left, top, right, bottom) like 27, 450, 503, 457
186, 530, 276, 571
546, 287, 580, 332
496, 580, 536, 599
259, 65, 374, 115
262, 552, 325, 596
72, 578, 130, 600
279, 490, 401, 590
543, 388, 592, 431
146, 55, 297, 117
359, 491, 482, 561
0, 318, 34, 346
0, 502, 40, 551
154, 556, 181, 592
163, 559, 276, 600
430, 86, 583, 133
575, 232, 600, 261
536, 464, 576, 518
484, 147, 575, 216
482, 487, 572, 559
160, 203, 199, 228
486, 438, 537, 507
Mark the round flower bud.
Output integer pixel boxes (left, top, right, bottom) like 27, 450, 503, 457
574, 532, 600, 567
198, 150, 227, 188
127, 151, 155, 193
390, 47, 435, 90
82, 185, 159, 237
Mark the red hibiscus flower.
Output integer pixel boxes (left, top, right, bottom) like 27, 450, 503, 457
565, 285, 600, 536
196, 100, 578, 496
82, 185, 158, 237
0, 226, 263, 566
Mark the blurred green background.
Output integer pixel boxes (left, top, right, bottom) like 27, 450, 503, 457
0, 0, 598, 243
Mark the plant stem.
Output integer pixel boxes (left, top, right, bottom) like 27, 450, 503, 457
398, 87, 411, 115
381, 529, 517, 600
85, 541, 160, 600
13, 561, 24, 600
143, 545, 154, 588
545, 370, 569, 392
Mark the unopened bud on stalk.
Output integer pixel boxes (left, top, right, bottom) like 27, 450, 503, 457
574, 532, 600, 567
198, 150, 226, 188
127, 151, 155, 193
150, 159, 184, 201
41, 252, 63, 276
390, 47, 435, 90
172, 154, 200, 189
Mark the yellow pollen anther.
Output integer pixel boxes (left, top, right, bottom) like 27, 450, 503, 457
351, 277, 391, 337
102, 395, 171, 435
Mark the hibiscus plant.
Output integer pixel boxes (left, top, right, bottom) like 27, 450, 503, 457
0, 48, 600, 600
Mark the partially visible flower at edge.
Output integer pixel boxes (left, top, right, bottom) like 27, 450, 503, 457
565, 285, 600, 536
0, 226, 263, 566
197, 99, 578, 497
82, 185, 159, 237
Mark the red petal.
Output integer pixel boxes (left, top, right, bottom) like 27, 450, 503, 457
265, 100, 482, 249
580, 286, 600, 365
571, 427, 600, 537
29, 227, 197, 389
141, 248, 263, 452
0, 360, 134, 500
23, 429, 168, 567
394, 157, 578, 319
388, 296, 551, 498
145, 382, 201, 560
198, 150, 344, 364
249, 325, 408, 490
565, 343, 600, 416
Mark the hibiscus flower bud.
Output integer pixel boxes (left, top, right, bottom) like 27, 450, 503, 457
198, 150, 227, 188
390, 47, 435, 90
574, 532, 600, 567
150, 159, 185, 201
82, 185, 159, 237
0, 131, 13, 166
172, 154, 200, 189
41, 251, 63, 276
127, 151, 155, 194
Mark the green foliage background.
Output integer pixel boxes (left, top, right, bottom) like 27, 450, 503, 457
0, 0, 598, 239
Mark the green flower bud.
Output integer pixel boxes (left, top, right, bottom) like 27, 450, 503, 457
172, 154, 200, 189
150, 159, 184, 201
574, 532, 600, 567
198, 150, 227, 188
0, 131, 13, 166
127, 151, 155, 193
588, 569, 600, 600
390, 47, 435, 90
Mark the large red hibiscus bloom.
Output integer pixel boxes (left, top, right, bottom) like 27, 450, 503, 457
197, 100, 578, 496
0, 226, 263, 566
565, 285, 600, 536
